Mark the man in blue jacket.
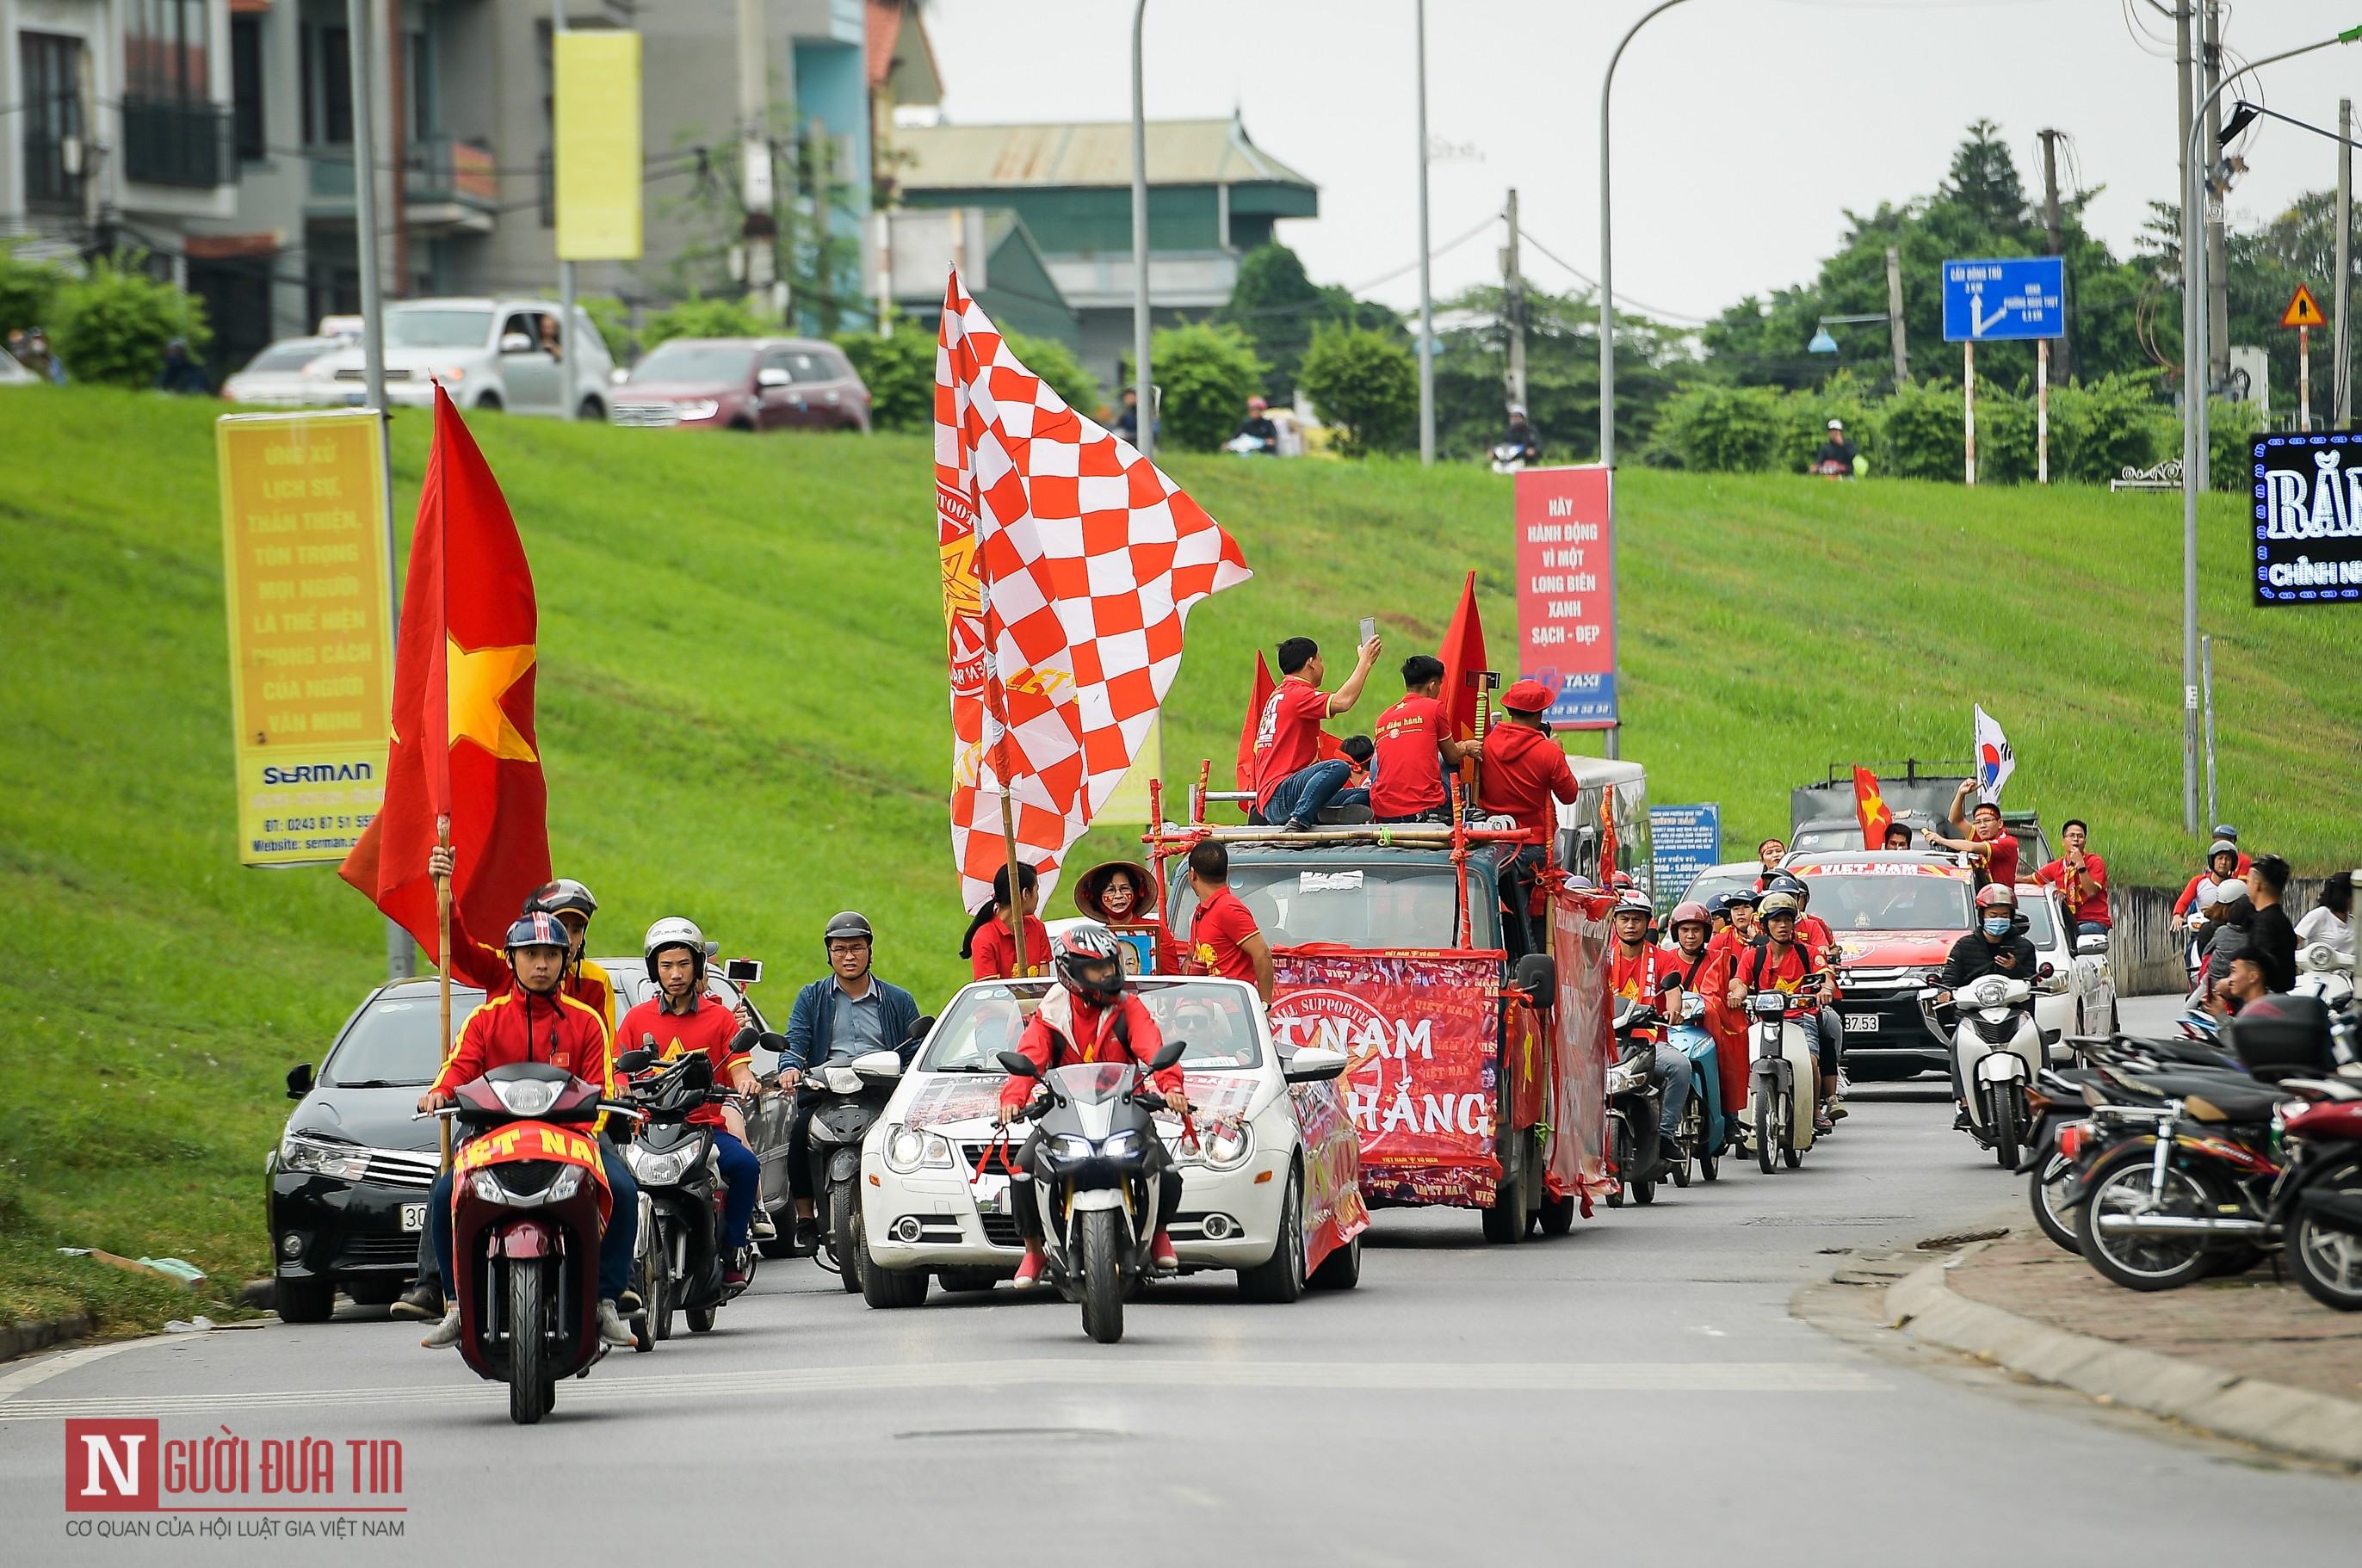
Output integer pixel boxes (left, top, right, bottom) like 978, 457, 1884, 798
776, 911, 923, 1252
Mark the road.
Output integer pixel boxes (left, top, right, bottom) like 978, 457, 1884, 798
3, 993, 2353, 1560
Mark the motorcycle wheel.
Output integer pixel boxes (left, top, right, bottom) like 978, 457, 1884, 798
2030, 1153, 2080, 1254
1605, 1125, 1629, 1207
1673, 1103, 1696, 1189
651, 1218, 677, 1341
506, 1259, 552, 1427
1079, 1208, 1125, 1343
1986, 1083, 2019, 1169
686, 1304, 715, 1333
628, 1253, 656, 1353
2288, 1199, 2362, 1313
1239, 1168, 1308, 1303
1779, 1090, 1802, 1169
1754, 1092, 1777, 1176
2077, 1145, 2225, 1292
828, 1180, 862, 1295
1539, 1195, 1578, 1235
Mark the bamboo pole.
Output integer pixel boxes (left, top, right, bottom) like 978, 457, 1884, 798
435, 812, 454, 1171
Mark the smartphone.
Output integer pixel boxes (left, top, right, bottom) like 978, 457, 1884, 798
723, 957, 764, 986
1358, 615, 1377, 646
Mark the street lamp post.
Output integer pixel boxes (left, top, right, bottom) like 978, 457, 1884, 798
1415, 0, 1433, 466
2178, 24, 2360, 835
1131, 0, 1154, 460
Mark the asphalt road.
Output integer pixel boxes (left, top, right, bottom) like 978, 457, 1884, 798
5, 993, 2353, 1561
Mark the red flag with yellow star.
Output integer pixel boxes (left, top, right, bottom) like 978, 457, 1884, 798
340, 386, 549, 962
1852, 765, 1893, 851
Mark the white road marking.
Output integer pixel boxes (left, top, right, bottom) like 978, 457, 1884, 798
0, 1334, 200, 1404
0, 1359, 1885, 1421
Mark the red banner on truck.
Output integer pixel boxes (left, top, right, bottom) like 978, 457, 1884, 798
1514, 465, 1617, 730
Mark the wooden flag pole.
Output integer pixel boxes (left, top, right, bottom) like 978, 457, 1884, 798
435, 812, 454, 1170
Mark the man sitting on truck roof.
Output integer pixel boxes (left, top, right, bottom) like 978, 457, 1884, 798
1251, 633, 1384, 831
1369, 654, 1477, 824
1478, 679, 1579, 960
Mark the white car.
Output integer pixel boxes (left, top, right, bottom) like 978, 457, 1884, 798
304, 298, 615, 420
857, 975, 1367, 1305
2017, 883, 2116, 1053
220, 335, 349, 406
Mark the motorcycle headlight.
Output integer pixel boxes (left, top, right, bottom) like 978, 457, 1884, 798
491, 1079, 561, 1117
469, 1170, 509, 1205
280, 1132, 371, 1181
622, 1145, 677, 1184
547, 1165, 584, 1201
823, 1065, 864, 1096
1198, 1120, 1252, 1171
1048, 1134, 1096, 1165
1098, 1130, 1143, 1162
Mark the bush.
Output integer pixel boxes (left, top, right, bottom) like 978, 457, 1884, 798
1878, 379, 1967, 481
2047, 373, 2172, 485
834, 323, 934, 432
48, 256, 209, 388
1144, 322, 1265, 452
641, 292, 767, 350
2207, 397, 2266, 491
1648, 384, 1786, 472
0, 247, 64, 341
1300, 324, 1416, 457
578, 294, 636, 366
1002, 330, 1102, 423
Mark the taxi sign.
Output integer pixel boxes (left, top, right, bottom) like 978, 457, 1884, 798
2282, 284, 2327, 330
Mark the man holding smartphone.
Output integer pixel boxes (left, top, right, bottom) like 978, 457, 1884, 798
1251, 631, 1383, 831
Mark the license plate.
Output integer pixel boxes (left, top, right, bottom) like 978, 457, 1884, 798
1842, 1013, 1881, 1033
399, 1203, 427, 1232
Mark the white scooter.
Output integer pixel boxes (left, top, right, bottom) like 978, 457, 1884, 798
2296, 942, 2356, 1009
1739, 988, 1821, 1173
1488, 441, 1528, 476
1920, 976, 2039, 1167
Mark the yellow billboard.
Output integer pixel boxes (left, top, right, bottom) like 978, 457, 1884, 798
554, 31, 643, 261
215, 411, 394, 867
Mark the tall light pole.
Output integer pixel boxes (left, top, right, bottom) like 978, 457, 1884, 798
2179, 24, 2361, 836
1414, 0, 1433, 466
1130, 0, 1154, 460
553, 0, 575, 421
1598, 0, 1691, 472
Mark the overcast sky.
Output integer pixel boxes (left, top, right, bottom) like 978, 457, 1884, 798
921, 0, 2356, 330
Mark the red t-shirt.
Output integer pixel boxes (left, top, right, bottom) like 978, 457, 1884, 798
1190, 885, 1263, 985
1734, 938, 1835, 1007
1252, 677, 1331, 809
1796, 914, 1836, 963
1369, 694, 1450, 818
2037, 855, 2110, 927
998, 991, 1182, 1108
617, 992, 749, 1129
970, 914, 1053, 979
1972, 832, 2020, 889
1476, 725, 1578, 839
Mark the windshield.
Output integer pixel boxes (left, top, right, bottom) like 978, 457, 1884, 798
323, 991, 484, 1086
1802, 873, 1973, 933
1171, 861, 1491, 951
629, 343, 756, 384
920, 981, 1263, 1072
242, 341, 331, 374
1680, 867, 1761, 909
384, 308, 493, 349
1047, 1061, 1135, 1101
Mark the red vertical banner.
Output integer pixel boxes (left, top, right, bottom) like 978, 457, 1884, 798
1513, 465, 1616, 729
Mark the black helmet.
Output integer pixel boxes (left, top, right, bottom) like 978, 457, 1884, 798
1053, 923, 1127, 1009
823, 911, 874, 945
1763, 873, 1809, 905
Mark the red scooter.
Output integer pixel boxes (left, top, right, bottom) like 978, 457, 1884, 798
439, 1061, 642, 1424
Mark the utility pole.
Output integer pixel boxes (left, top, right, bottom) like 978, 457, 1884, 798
2037, 128, 2074, 383
1129, 0, 1153, 460
2203, 2, 2229, 391
1414, 0, 1434, 466
736, 0, 778, 317
2338, 97, 2353, 429
1884, 244, 1909, 385
1502, 188, 1526, 412
553, 0, 575, 421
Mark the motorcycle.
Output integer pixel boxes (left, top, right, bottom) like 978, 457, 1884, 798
1922, 973, 2040, 1167
1488, 441, 1529, 476
997, 1040, 1187, 1344
1223, 432, 1274, 456
1668, 993, 1726, 1184
1740, 981, 1823, 1173
2296, 941, 2357, 1010
434, 1062, 644, 1424
1605, 1001, 1667, 1207
799, 1022, 928, 1294
617, 1041, 749, 1341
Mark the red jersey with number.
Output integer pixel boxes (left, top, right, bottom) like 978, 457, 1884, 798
1252, 677, 1331, 809
1369, 694, 1450, 818
1190, 885, 1263, 985
617, 992, 747, 1129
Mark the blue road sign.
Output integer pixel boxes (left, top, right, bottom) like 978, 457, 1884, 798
1941, 256, 2064, 343
1648, 805, 1722, 914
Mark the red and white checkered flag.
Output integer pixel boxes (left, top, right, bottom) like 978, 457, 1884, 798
936, 269, 1250, 911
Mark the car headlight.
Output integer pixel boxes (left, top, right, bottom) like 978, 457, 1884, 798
1197, 1120, 1252, 1171
676, 398, 721, 421
1098, 1130, 1143, 1162
1048, 1134, 1096, 1164
440, 366, 467, 382
882, 1126, 955, 1174
281, 1132, 371, 1180
491, 1079, 561, 1117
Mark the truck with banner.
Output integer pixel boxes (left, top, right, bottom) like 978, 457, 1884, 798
1145, 788, 1614, 1242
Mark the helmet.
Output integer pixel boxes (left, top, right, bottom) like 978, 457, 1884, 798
2212, 823, 2240, 842
1722, 884, 1759, 908
1758, 892, 1802, 923
1610, 870, 1637, 891
823, 911, 874, 945
1668, 900, 1711, 932
643, 916, 708, 984
504, 911, 569, 954
1762, 873, 1809, 904
1052, 923, 1127, 1008
1976, 883, 2017, 909
2207, 837, 2239, 860
1613, 892, 1653, 918
524, 877, 598, 922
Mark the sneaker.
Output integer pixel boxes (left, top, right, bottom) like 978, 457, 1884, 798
1012, 1250, 1046, 1289
618, 1287, 643, 1315
1827, 1099, 1850, 1121
1952, 1107, 1973, 1133
388, 1282, 441, 1322
724, 1266, 749, 1287
793, 1215, 819, 1254
596, 1299, 635, 1347
1278, 819, 1311, 834
420, 1307, 461, 1350
1151, 1231, 1179, 1272
751, 1211, 777, 1240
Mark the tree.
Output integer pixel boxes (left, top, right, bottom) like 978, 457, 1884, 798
641, 293, 767, 349
0, 246, 64, 341
1301, 324, 1417, 457
49, 257, 209, 387
1215, 242, 1401, 403
578, 294, 637, 366
1432, 284, 1691, 462
834, 322, 933, 432
1003, 330, 1102, 423
1143, 322, 1265, 452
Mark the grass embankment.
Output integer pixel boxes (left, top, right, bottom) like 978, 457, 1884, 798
0, 386, 2350, 1335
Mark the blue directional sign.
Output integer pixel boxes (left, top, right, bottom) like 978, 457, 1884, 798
1941, 256, 2064, 343
1648, 805, 1721, 915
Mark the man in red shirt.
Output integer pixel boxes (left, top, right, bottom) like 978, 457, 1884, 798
1477, 679, 1579, 959
617, 917, 764, 1285
1931, 781, 2020, 889
2037, 818, 2110, 936
414, 912, 637, 1350
1369, 654, 1477, 824
1725, 891, 1843, 1135
1185, 841, 1274, 1003
1252, 633, 1383, 830
1607, 894, 1691, 1172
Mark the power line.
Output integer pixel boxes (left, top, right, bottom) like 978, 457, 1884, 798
1513, 225, 1714, 325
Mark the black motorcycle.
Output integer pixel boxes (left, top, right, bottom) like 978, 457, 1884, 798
798, 1023, 928, 1294
1605, 1001, 1667, 1208
999, 1040, 1186, 1344
617, 1041, 747, 1339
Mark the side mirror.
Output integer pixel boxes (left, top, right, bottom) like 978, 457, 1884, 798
756, 1030, 791, 1055
682, 1053, 713, 1090
1512, 953, 1557, 1006
616, 1048, 655, 1074
2074, 934, 2108, 956
1283, 1046, 1346, 1084
905, 1015, 937, 1046
1148, 1040, 1186, 1072
850, 1048, 904, 1081
757, 367, 792, 387
286, 1062, 314, 1100
996, 1051, 1041, 1079
498, 331, 534, 354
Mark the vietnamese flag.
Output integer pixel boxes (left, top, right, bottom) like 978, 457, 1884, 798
1437, 571, 1487, 743
1852, 765, 1893, 850
340, 386, 550, 966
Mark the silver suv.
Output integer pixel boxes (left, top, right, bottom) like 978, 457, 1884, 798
306, 297, 615, 420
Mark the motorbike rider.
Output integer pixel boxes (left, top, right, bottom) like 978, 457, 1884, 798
1666, 899, 1747, 1129
1504, 405, 1541, 464
1234, 395, 1281, 454
1725, 891, 1842, 1133
1810, 418, 1857, 476
779, 911, 923, 1251
1707, 887, 1759, 963
416, 912, 639, 1350
616, 917, 764, 1287
1932, 884, 2038, 1127
1608, 893, 1691, 1176
1767, 874, 1848, 1126
995, 925, 1189, 1287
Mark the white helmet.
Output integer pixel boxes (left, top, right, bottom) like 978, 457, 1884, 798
643, 917, 707, 985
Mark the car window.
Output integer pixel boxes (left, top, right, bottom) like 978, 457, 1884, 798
2019, 895, 2059, 948
758, 349, 800, 380
323, 991, 485, 1086
243, 341, 331, 373
783, 351, 831, 382
1802, 873, 1973, 933
633, 343, 757, 384
1680, 869, 1760, 909
498, 312, 541, 349
385, 308, 493, 349
919, 980, 1262, 1072
1169, 861, 1492, 952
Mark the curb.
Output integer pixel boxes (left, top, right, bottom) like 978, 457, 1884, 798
1886, 1242, 2362, 1470
0, 1313, 92, 1366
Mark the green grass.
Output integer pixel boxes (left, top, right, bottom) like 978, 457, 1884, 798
1, 385, 2351, 1333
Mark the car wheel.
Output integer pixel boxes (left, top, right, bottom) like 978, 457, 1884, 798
344, 1279, 401, 1307
1308, 1232, 1362, 1291
857, 1219, 929, 1309
937, 1268, 1002, 1293
1539, 1194, 1577, 1234
275, 1276, 335, 1324
473, 392, 503, 413
576, 396, 605, 422
1236, 1167, 1307, 1303
686, 1304, 715, 1333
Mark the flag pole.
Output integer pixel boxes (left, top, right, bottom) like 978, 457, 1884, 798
436, 812, 454, 1171
978, 571, 1030, 979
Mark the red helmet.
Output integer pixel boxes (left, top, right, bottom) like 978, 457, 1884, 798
1053, 923, 1127, 1008
1976, 883, 2018, 910
1667, 900, 1711, 932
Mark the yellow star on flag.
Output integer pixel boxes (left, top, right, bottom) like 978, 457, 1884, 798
447, 637, 539, 762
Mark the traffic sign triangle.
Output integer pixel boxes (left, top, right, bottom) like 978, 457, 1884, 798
2282, 284, 2328, 330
